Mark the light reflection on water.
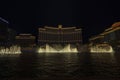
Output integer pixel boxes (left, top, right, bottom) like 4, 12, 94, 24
0, 53, 120, 79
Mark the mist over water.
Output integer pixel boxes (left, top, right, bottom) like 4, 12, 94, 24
0, 52, 120, 80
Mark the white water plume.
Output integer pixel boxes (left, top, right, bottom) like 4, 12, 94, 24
0, 45, 21, 55
38, 44, 78, 53
90, 45, 114, 53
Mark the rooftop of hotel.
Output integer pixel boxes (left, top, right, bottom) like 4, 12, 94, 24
19, 34, 33, 36
111, 22, 120, 28
16, 34, 35, 39
89, 35, 104, 41
100, 22, 120, 35
89, 21, 120, 41
39, 25, 82, 31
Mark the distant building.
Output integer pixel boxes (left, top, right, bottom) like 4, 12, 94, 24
89, 22, 120, 50
89, 35, 104, 46
38, 25, 82, 44
0, 19, 8, 43
0, 17, 16, 46
15, 34, 36, 47
37, 25, 82, 53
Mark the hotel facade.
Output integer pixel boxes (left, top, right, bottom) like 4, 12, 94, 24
15, 34, 36, 47
89, 22, 120, 50
37, 25, 82, 53
38, 25, 82, 44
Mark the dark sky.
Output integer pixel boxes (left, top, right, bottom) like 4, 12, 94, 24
0, 0, 120, 43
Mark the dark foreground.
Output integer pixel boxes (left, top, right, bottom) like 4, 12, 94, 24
0, 52, 120, 80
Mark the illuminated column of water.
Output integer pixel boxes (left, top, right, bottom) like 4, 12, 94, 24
45, 44, 55, 53
46, 44, 50, 52
90, 46, 114, 53
38, 44, 78, 53
51, 46, 57, 53
67, 44, 71, 52
62, 44, 71, 53
61, 45, 68, 52
61, 44, 70, 52
0, 45, 21, 54
72, 48, 78, 52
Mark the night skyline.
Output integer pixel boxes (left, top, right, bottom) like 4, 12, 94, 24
1, 0, 120, 43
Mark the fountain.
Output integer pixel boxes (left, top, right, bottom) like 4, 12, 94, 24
0, 45, 21, 55
90, 44, 114, 53
38, 44, 78, 53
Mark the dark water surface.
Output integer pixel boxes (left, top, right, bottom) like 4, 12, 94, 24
0, 53, 120, 80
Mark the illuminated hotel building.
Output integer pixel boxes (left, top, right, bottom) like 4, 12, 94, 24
38, 25, 82, 44
89, 35, 104, 45
89, 22, 120, 50
15, 34, 36, 47
38, 25, 82, 53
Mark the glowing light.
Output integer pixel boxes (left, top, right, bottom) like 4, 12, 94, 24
37, 44, 78, 53
90, 45, 114, 53
0, 17, 9, 24
0, 45, 21, 55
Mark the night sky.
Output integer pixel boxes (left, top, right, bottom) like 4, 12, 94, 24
0, 0, 120, 43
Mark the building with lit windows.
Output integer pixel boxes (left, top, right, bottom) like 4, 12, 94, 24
89, 22, 120, 51
38, 25, 82, 53
15, 34, 36, 47
89, 35, 104, 45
